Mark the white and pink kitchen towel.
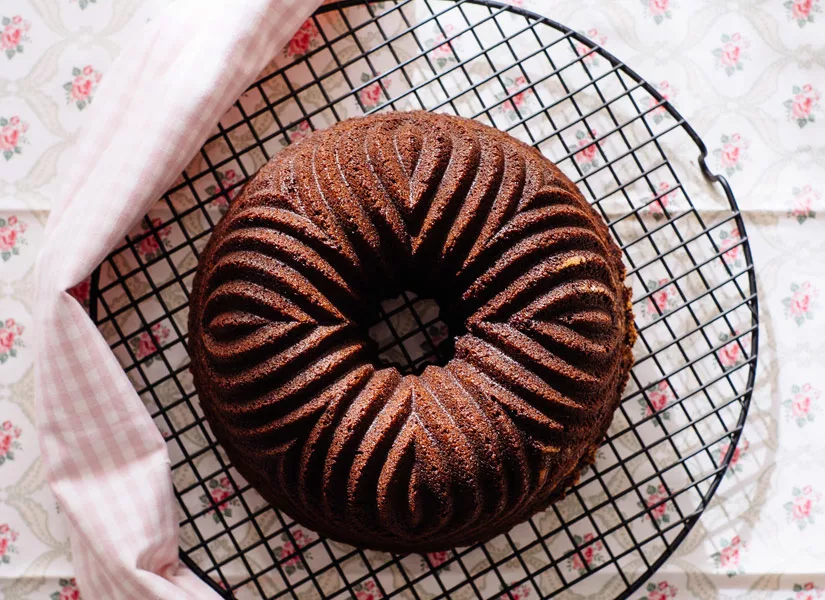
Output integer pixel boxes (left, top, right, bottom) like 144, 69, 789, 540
34, 2, 321, 597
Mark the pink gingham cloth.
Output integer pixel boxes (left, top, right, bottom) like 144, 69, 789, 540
33, 1, 322, 597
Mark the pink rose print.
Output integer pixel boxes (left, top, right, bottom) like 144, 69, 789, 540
785, 84, 821, 128
712, 133, 748, 177
353, 579, 381, 600
784, 383, 820, 427
718, 438, 749, 477
358, 73, 391, 111
285, 18, 320, 58
130, 322, 171, 366
277, 528, 314, 575
499, 74, 534, 121
789, 185, 819, 224
199, 476, 240, 523
70, 0, 98, 10
50, 578, 81, 600
1, 16, 31, 60
67, 277, 91, 308
640, 484, 672, 524
426, 24, 456, 69
567, 533, 605, 575
135, 217, 171, 261
0, 318, 24, 364
717, 331, 742, 370
422, 549, 451, 570
643, 278, 679, 317
0, 523, 19, 565
711, 535, 746, 577
0, 116, 29, 161
649, 81, 677, 124
785, 0, 821, 27
574, 129, 600, 174
720, 138, 741, 167
278, 120, 313, 149
0, 215, 27, 261
785, 485, 822, 530
782, 281, 818, 326
640, 380, 674, 423
287, 120, 312, 144
0, 420, 23, 466
360, 82, 382, 108
642, 0, 673, 24
637, 580, 678, 600
205, 168, 244, 215
793, 391, 812, 417
793, 491, 813, 519
63, 65, 103, 111
644, 181, 679, 219
495, 583, 532, 599
507, 75, 531, 110
717, 224, 742, 267
574, 28, 608, 66
505, 75, 533, 110
720, 541, 740, 567
712, 33, 748, 76
788, 582, 825, 600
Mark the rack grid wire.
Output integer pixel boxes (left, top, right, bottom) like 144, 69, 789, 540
88, 1, 759, 598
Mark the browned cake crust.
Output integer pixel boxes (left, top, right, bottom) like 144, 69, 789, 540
188, 111, 635, 553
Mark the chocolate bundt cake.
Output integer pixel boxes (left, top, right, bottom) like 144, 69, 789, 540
188, 111, 635, 553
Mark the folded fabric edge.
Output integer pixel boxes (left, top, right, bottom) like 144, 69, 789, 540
33, 1, 321, 598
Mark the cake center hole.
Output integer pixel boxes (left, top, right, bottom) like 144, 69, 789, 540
368, 291, 452, 376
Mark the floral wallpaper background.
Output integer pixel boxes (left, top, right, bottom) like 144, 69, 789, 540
0, 0, 824, 599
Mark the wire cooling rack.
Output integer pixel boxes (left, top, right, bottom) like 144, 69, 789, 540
88, 1, 759, 598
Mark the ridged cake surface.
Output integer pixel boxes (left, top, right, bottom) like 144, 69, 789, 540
188, 111, 635, 553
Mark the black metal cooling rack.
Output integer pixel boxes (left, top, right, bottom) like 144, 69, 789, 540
89, 1, 759, 598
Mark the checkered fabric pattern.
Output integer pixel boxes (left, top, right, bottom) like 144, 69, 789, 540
32, 1, 321, 597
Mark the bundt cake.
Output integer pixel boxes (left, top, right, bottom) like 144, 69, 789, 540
188, 111, 635, 553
